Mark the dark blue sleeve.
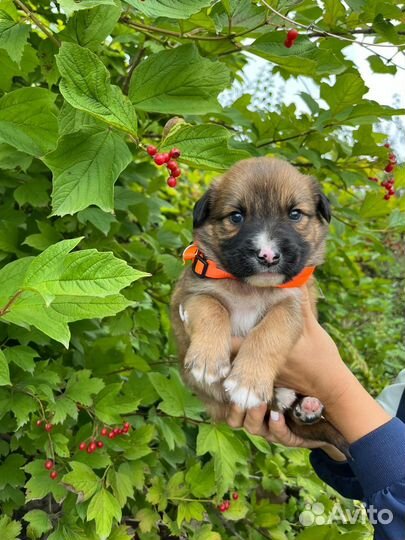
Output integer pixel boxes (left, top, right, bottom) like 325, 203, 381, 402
349, 417, 405, 540
311, 418, 405, 540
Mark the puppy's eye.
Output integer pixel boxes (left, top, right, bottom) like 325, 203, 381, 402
229, 212, 244, 224
289, 209, 303, 221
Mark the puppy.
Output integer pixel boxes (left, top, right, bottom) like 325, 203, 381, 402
171, 157, 348, 453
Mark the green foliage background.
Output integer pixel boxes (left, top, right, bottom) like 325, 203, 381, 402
0, 0, 404, 538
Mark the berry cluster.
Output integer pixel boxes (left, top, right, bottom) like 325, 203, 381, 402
36, 419, 53, 432
284, 29, 299, 48
44, 459, 58, 480
368, 143, 397, 200
78, 422, 131, 453
218, 492, 239, 512
147, 145, 182, 188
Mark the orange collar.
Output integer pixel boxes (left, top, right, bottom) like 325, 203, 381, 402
182, 244, 315, 288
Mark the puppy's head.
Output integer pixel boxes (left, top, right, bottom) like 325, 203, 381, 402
193, 157, 331, 287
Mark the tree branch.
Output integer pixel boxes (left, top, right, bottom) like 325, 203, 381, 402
13, 0, 60, 47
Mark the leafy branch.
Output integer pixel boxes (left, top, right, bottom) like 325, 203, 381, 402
13, 0, 60, 47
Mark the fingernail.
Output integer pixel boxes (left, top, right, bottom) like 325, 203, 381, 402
270, 410, 280, 421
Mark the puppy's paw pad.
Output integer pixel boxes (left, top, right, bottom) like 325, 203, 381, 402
274, 388, 297, 410
294, 396, 324, 424
224, 379, 263, 409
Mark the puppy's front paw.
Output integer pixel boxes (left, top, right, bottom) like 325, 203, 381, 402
184, 340, 231, 385
292, 396, 324, 424
224, 364, 274, 409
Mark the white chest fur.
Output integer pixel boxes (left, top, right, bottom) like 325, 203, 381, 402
226, 286, 300, 337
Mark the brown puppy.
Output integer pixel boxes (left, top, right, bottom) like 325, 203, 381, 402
171, 157, 348, 452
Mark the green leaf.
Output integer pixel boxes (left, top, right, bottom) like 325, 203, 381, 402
0, 87, 58, 156
197, 424, 248, 495
62, 1, 121, 49
185, 462, 216, 498
109, 466, 134, 506
44, 127, 132, 216
10, 392, 37, 427
320, 72, 367, 114
177, 501, 205, 526
0, 349, 10, 385
0, 516, 21, 540
66, 370, 104, 406
0, 11, 30, 65
56, 42, 137, 136
123, 424, 156, 460
48, 395, 78, 423
160, 124, 250, 171
58, 0, 116, 17
129, 44, 230, 115
134, 507, 159, 533
77, 207, 117, 235
123, 0, 212, 19
4, 345, 38, 373
86, 488, 122, 540
367, 55, 396, 75
359, 192, 391, 218
14, 178, 50, 208
0, 142, 32, 170
24, 460, 67, 503
0, 453, 26, 488
94, 382, 139, 424
24, 510, 52, 539
24, 238, 145, 302
62, 461, 100, 502
149, 369, 204, 420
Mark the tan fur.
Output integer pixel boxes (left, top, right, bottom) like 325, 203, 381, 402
171, 157, 347, 452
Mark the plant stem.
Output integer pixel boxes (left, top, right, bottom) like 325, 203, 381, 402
0, 290, 23, 317
13, 0, 60, 47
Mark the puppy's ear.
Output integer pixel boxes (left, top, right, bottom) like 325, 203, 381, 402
317, 191, 331, 223
193, 189, 211, 228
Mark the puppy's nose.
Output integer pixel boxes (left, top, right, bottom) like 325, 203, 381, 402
257, 248, 281, 266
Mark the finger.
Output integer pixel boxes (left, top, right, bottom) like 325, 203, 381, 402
243, 403, 268, 436
267, 411, 305, 447
268, 411, 326, 448
226, 405, 245, 428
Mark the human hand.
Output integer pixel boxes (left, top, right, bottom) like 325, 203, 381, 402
226, 403, 346, 460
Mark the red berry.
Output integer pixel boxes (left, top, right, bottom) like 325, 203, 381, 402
123, 422, 130, 430
113, 428, 120, 435
97, 441, 104, 448
384, 143, 390, 148
45, 423, 53, 432
385, 163, 395, 173
368, 177, 378, 183
167, 160, 178, 172
44, 460, 54, 470
169, 148, 181, 159
101, 428, 108, 437
219, 503, 227, 512
36, 420, 42, 427
108, 431, 115, 439
154, 153, 170, 166
384, 193, 390, 200
79, 442, 87, 451
171, 167, 181, 178
50, 471, 58, 480
167, 177, 177, 188
284, 38, 293, 48
89, 441, 97, 452
232, 492, 239, 500
147, 145, 158, 156
389, 154, 397, 164
388, 188, 395, 196
224, 501, 231, 510
287, 29, 299, 41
